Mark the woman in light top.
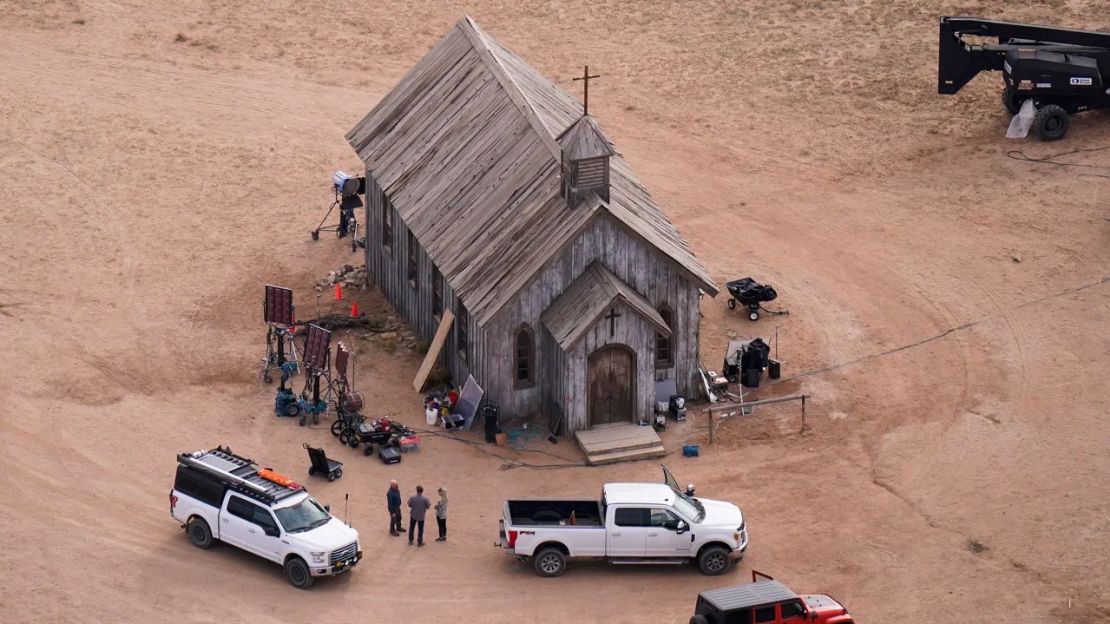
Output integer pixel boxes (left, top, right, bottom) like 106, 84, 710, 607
434, 487, 448, 542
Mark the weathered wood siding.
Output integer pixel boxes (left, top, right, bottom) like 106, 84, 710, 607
562, 300, 657, 430
363, 170, 483, 388
489, 213, 702, 434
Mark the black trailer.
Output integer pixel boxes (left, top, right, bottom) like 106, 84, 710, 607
938, 16, 1110, 140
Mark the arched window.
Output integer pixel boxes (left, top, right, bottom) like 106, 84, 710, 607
655, 305, 674, 368
514, 324, 535, 388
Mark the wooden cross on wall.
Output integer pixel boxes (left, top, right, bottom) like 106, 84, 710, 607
605, 307, 621, 336
572, 65, 601, 116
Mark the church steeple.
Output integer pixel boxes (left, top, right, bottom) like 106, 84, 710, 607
557, 115, 613, 209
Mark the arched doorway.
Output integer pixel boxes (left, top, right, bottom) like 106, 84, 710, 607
587, 344, 636, 427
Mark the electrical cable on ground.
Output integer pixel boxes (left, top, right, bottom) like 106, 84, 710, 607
1006, 145, 1110, 179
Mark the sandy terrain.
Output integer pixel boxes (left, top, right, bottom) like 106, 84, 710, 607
1, 1, 1107, 623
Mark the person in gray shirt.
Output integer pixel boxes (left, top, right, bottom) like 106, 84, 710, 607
407, 485, 432, 546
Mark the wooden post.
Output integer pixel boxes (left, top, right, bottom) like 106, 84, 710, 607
800, 395, 808, 434
708, 408, 716, 444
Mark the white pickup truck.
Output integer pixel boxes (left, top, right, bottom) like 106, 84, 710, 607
170, 447, 361, 588
498, 466, 747, 577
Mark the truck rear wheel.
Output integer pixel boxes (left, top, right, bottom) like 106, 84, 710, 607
697, 545, 731, 575
1001, 87, 1022, 115
186, 517, 214, 549
533, 547, 566, 577
284, 556, 314, 589
690, 616, 710, 624
1033, 104, 1068, 141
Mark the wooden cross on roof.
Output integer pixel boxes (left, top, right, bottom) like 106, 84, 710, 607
572, 65, 601, 116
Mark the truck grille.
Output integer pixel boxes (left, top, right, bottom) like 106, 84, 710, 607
330, 542, 357, 565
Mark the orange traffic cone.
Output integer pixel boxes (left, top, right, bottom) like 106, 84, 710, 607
351, 302, 359, 317
334, 283, 342, 300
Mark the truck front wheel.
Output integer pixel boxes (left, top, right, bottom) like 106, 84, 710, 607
533, 547, 567, 578
186, 517, 213, 549
284, 556, 315, 589
697, 545, 731, 575
1033, 104, 1068, 141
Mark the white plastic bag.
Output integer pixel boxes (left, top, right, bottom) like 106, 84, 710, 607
1006, 99, 1036, 139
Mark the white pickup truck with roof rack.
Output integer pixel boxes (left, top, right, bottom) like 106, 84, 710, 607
497, 466, 747, 577
169, 446, 361, 588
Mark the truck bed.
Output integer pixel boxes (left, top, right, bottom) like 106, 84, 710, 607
505, 500, 603, 526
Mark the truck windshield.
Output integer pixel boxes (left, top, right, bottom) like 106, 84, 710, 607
673, 491, 704, 522
274, 496, 331, 533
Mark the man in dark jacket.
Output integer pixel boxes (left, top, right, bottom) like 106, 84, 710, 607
407, 484, 432, 547
387, 480, 402, 536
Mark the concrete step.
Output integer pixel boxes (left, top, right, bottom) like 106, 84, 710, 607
585, 444, 666, 466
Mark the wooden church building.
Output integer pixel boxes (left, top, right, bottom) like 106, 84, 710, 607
346, 16, 717, 436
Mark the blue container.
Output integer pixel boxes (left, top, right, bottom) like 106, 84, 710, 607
682, 444, 700, 457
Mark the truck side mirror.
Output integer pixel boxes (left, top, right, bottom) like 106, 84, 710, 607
264, 526, 280, 537
325, 504, 331, 513
675, 520, 688, 534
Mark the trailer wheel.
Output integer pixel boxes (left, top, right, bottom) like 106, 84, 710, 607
186, 517, 214, 549
1001, 87, 1023, 115
533, 547, 567, 577
284, 556, 314, 589
697, 545, 731, 575
1033, 105, 1068, 141
748, 310, 759, 322
330, 420, 344, 436
727, 298, 736, 310
310, 230, 319, 241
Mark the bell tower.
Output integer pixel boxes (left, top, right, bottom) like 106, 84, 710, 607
558, 115, 613, 209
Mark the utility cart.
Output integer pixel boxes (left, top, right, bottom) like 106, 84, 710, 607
304, 443, 343, 481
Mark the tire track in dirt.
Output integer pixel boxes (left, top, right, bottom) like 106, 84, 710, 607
966, 273, 1031, 426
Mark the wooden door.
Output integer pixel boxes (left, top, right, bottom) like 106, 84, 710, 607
588, 345, 635, 427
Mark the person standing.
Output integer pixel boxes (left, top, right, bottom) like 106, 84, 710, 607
387, 480, 402, 536
407, 485, 431, 547
434, 487, 448, 542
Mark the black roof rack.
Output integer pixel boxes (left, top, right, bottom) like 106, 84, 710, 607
177, 446, 303, 505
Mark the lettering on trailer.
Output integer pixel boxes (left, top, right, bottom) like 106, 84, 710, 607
1036, 82, 1052, 89
1070, 77, 1093, 86
1018, 80, 1034, 90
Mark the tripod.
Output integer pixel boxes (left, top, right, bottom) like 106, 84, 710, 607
258, 324, 300, 386
311, 190, 360, 252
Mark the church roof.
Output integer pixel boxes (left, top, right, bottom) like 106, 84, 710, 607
346, 16, 717, 325
541, 261, 671, 351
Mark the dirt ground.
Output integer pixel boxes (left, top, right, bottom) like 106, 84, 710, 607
1, 1, 1108, 622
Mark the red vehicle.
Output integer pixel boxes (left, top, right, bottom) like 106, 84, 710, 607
690, 571, 853, 624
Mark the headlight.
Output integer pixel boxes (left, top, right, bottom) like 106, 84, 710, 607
310, 551, 326, 564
